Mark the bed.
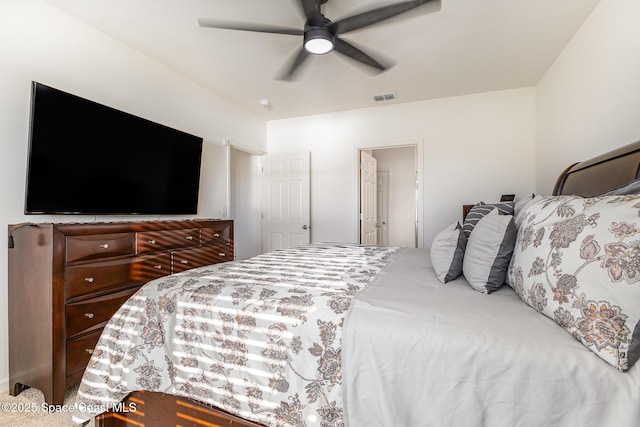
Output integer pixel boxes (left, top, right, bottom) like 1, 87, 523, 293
74, 141, 640, 427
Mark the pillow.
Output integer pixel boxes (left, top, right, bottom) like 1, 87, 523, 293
514, 194, 543, 229
430, 222, 467, 283
462, 201, 514, 238
513, 193, 534, 219
463, 209, 517, 293
599, 178, 640, 196
505, 193, 543, 288
507, 194, 640, 371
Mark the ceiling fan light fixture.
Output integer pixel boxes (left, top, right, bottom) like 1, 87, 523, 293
304, 28, 334, 55
200, 0, 436, 79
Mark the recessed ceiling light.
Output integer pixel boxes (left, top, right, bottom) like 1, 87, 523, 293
258, 98, 271, 108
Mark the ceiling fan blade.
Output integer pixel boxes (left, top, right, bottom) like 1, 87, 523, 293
331, 0, 434, 35
333, 38, 389, 73
276, 47, 310, 81
198, 18, 303, 36
297, 0, 322, 20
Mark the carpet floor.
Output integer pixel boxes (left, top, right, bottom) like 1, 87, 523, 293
0, 385, 95, 426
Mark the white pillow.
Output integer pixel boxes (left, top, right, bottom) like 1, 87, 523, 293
430, 222, 467, 283
463, 210, 517, 293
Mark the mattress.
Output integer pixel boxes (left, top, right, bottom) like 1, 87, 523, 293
74, 245, 640, 426
345, 248, 640, 427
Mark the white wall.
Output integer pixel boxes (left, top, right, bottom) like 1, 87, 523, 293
536, 0, 640, 194
0, 0, 266, 392
267, 87, 536, 248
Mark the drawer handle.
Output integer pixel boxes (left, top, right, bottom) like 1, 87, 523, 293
99, 243, 109, 249
154, 265, 162, 270
85, 277, 94, 283
219, 253, 226, 257
181, 260, 189, 264
186, 236, 194, 240
148, 239, 156, 244
85, 349, 94, 355
213, 233, 220, 238
85, 313, 94, 319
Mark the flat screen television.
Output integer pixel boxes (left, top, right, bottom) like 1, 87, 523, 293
25, 82, 204, 215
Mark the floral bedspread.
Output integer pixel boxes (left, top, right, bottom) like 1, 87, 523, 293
73, 244, 398, 426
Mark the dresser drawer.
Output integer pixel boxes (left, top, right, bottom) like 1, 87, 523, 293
137, 229, 199, 253
66, 331, 102, 375
65, 253, 170, 299
66, 288, 138, 339
201, 224, 231, 245
131, 253, 172, 282
178, 244, 231, 268
66, 233, 134, 263
172, 246, 223, 273
209, 244, 232, 264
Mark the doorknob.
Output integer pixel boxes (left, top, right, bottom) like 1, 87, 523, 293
302, 225, 308, 230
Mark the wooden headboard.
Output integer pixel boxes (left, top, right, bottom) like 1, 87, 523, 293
553, 140, 640, 196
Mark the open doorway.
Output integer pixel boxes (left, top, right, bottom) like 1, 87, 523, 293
229, 145, 262, 259
358, 145, 419, 248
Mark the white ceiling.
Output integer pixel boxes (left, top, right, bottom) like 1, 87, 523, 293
45, 0, 601, 120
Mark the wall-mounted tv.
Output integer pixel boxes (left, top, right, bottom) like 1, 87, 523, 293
25, 82, 204, 215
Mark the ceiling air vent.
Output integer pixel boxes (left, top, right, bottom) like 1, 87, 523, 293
373, 92, 396, 102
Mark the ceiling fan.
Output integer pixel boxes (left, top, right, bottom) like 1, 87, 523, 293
198, 0, 436, 80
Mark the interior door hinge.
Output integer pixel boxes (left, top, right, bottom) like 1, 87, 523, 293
360, 212, 364, 221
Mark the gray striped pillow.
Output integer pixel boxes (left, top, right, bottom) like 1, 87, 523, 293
462, 201, 514, 239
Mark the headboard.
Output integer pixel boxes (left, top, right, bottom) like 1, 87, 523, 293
553, 140, 640, 196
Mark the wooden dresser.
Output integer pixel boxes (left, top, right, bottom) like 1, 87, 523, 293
8, 219, 233, 405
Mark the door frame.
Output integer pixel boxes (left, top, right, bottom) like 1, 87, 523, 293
355, 139, 424, 248
226, 142, 266, 259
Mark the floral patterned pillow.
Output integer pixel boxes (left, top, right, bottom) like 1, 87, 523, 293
508, 195, 640, 371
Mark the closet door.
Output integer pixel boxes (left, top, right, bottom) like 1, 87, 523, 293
260, 151, 310, 253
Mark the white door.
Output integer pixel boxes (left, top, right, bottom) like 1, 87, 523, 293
360, 151, 378, 245
260, 152, 310, 253
376, 170, 389, 246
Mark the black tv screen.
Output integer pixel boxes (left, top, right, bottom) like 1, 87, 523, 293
25, 82, 203, 215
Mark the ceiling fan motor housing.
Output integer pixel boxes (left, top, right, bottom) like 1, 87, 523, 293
304, 16, 335, 54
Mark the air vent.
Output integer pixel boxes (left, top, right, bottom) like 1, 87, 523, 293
373, 92, 396, 102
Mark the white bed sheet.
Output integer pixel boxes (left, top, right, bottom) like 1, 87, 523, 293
344, 248, 640, 427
